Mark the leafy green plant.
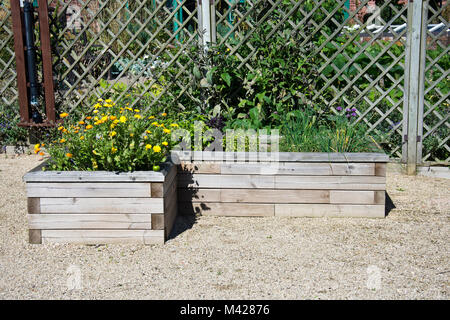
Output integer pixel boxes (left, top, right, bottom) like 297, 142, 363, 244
39, 99, 177, 171
280, 108, 381, 153
0, 103, 28, 147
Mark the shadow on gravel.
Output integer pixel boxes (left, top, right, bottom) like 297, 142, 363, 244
385, 192, 396, 217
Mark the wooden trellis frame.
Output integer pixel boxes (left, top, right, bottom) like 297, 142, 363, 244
1, 0, 448, 170
10, 0, 56, 127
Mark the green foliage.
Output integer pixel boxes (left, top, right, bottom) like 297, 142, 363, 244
0, 103, 28, 147
40, 99, 176, 172
280, 109, 381, 153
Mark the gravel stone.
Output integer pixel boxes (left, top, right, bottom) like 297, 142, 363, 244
0, 154, 448, 299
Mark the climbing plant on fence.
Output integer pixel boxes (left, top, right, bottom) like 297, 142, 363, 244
0, 0, 448, 164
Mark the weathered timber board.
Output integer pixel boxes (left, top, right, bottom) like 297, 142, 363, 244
28, 214, 153, 229
39, 197, 164, 214
27, 183, 152, 198
179, 202, 275, 217
41, 230, 165, 244
178, 174, 385, 190
274, 204, 385, 218
178, 189, 384, 205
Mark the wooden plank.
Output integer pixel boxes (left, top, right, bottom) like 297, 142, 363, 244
164, 192, 178, 238
151, 214, 164, 230
275, 204, 385, 218
179, 202, 274, 217
172, 151, 389, 163
163, 163, 177, 192
23, 165, 166, 182
28, 214, 152, 229
39, 198, 164, 214
10, 0, 29, 124
151, 183, 163, 198
375, 163, 386, 177
178, 189, 221, 202
375, 191, 386, 205
27, 197, 40, 214
164, 173, 177, 197
178, 174, 275, 189
219, 189, 330, 203
329, 191, 379, 204
29, 230, 42, 244
179, 163, 221, 174
275, 176, 386, 190
219, 162, 376, 176
41, 230, 165, 244
27, 183, 152, 198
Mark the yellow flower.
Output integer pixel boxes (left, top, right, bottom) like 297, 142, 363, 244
86, 125, 93, 130
144, 136, 148, 140
60, 112, 69, 118
134, 114, 141, 119
146, 130, 152, 134
78, 121, 85, 125
163, 128, 171, 134
80, 136, 85, 140
111, 147, 117, 153
162, 112, 167, 117
134, 109, 140, 113
170, 123, 179, 127
34, 143, 40, 150
145, 144, 152, 150
162, 141, 168, 146
101, 116, 108, 122
148, 116, 155, 119
59, 138, 66, 143
109, 116, 117, 121
125, 107, 133, 111
34, 148, 41, 154
93, 110, 99, 114
153, 145, 161, 153
151, 122, 159, 126
120, 116, 127, 123
110, 131, 117, 137
66, 153, 72, 158
94, 103, 102, 109
57, 126, 64, 131
105, 99, 113, 104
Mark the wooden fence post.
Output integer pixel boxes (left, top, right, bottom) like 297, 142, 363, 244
198, 0, 216, 47
403, 0, 428, 175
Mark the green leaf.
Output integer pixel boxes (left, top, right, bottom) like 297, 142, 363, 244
221, 72, 232, 87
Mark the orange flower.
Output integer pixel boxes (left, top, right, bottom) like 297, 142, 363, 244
86, 125, 93, 130
60, 112, 69, 118
66, 153, 72, 158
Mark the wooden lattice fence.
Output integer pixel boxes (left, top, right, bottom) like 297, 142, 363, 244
0, 0, 448, 167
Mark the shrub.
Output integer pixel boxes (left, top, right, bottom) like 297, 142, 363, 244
39, 99, 177, 171
0, 103, 28, 147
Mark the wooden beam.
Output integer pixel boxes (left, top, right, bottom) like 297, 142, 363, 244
10, 0, 29, 123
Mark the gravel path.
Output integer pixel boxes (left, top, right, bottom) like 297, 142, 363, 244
0, 154, 449, 299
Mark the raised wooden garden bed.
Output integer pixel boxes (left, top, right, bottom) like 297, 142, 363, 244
23, 162, 177, 244
176, 152, 388, 218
